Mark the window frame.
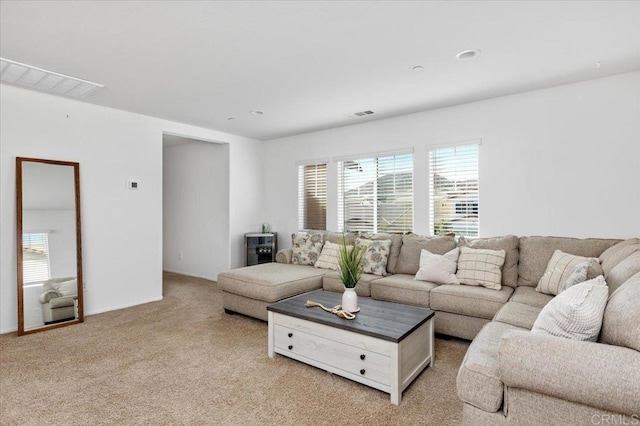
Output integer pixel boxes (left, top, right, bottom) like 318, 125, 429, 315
336, 149, 414, 234
297, 160, 328, 231
428, 141, 480, 238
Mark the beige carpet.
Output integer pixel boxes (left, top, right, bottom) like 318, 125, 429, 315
0, 272, 469, 425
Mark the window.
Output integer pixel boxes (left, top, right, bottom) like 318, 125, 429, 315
429, 143, 479, 237
338, 152, 413, 233
22, 232, 51, 284
298, 162, 327, 230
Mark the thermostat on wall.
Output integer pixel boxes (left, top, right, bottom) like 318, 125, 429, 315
128, 180, 139, 190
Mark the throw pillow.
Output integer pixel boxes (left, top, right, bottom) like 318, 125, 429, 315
357, 238, 392, 276
532, 276, 609, 341
414, 248, 460, 285
314, 241, 350, 271
558, 259, 593, 293
456, 246, 506, 290
395, 234, 457, 275
291, 232, 324, 266
537, 250, 599, 295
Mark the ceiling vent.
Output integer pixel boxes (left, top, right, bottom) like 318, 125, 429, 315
354, 110, 375, 117
0, 58, 104, 99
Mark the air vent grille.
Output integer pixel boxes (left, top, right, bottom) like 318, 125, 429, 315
0, 58, 104, 99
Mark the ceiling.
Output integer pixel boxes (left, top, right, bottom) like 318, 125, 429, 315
1, 1, 639, 141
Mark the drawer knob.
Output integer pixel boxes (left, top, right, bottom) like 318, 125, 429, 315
288, 345, 293, 350
360, 354, 366, 360
288, 332, 293, 338
360, 369, 366, 375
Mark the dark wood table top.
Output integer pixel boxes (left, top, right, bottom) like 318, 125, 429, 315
267, 290, 435, 343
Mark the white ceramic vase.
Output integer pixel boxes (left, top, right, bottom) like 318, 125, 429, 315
342, 287, 358, 313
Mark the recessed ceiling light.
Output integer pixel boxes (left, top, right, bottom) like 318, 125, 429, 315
412, 65, 424, 71
0, 57, 104, 98
456, 49, 481, 61
249, 110, 264, 116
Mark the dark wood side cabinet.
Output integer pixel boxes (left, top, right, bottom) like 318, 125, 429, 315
244, 232, 277, 266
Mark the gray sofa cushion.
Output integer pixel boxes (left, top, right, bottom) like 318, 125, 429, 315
321, 271, 381, 297
218, 263, 324, 303
605, 251, 640, 294
457, 321, 527, 412
517, 236, 619, 287
600, 271, 640, 351
395, 234, 456, 275
510, 286, 554, 309
494, 302, 542, 330
430, 285, 513, 320
599, 238, 640, 277
458, 235, 519, 288
369, 274, 436, 307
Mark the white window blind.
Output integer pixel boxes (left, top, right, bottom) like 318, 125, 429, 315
298, 163, 327, 230
338, 152, 413, 233
22, 232, 51, 284
429, 143, 479, 237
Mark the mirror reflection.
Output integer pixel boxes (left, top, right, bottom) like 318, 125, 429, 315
17, 158, 83, 335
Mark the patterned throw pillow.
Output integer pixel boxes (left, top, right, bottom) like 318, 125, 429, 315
558, 259, 593, 293
314, 241, 351, 270
532, 276, 609, 341
357, 238, 392, 276
537, 250, 599, 295
456, 246, 506, 290
414, 248, 460, 285
291, 232, 324, 266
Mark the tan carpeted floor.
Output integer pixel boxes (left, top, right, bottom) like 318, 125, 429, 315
0, 272, 469, 425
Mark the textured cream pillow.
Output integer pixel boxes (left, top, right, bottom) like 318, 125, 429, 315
456, 246, 506, 290
314, 241, 350, 270
532, 276, 609, 341
537, 250, 599, 295
414, 248, 460, 285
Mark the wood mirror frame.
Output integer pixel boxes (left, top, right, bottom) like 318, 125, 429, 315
16, 157, 84, 335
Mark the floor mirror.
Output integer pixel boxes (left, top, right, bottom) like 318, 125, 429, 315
16, 157, 84, 335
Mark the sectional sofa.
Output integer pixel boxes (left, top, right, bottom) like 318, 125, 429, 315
217, 231, 640, 424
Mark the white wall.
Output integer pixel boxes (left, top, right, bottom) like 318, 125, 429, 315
0, 84, 263, 333
163, 140, 230, 280
263, 71, 640, 248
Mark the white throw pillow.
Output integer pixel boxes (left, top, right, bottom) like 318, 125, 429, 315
537, 250, 599, 295
532, 276, 609, 341
414, 248, 460, 285
314, 241, 350, 270
456, 246, 506, 290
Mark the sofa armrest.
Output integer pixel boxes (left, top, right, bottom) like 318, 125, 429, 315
499, 330, 640, 416
276, 249, 292, 264
39, 290, 60, 304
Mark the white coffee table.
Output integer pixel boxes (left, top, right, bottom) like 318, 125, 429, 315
267, 290, 435, 405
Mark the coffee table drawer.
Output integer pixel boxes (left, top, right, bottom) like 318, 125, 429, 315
274, 324, 390, 386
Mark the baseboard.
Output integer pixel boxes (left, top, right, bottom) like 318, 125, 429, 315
85, 295, 164, 316
162, 269, 216, 282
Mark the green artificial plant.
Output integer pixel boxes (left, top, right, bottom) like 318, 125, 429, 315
337, 236, 365, 289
